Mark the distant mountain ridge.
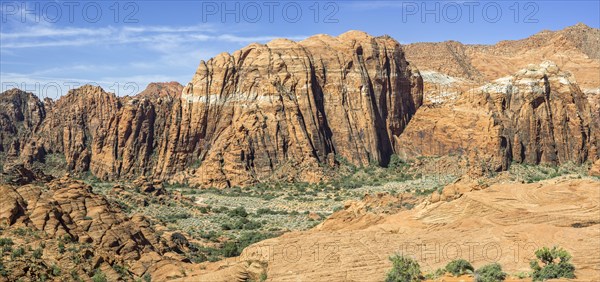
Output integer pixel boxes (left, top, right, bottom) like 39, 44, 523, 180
404, 22, 600, 90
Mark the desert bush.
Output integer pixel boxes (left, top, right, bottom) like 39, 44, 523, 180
214, 206, 229, 213
0, 261, 9, 276
475, 263, 506, 282
51, 264, 61, 276
414, 188, 437, 196
58, 242, 65, 253
12, 227, 30, 236
161, 212, 191, 223
200, 231, 219, 242
113, 264, 128, 279
514, 271, 530, 279
385, 254, 422, 282
221, 217, 262, 231
92, 269, 107, 282
221, 241, 238, 257
529, 246, 575, 281
188, 250, 208, 263
70, 269, 80, 281
242, 220, 262, 230
388, 154, 407, 169
11, 247, 25, 259
0, 238, 13, 246
199, 206, 211, 213
220, 232, 276, 258
221, 223, 234, 230
60, 234, 73, 243
445, 259, 474, 276
32, 247, 43, 259
424, 268, 445, 280
259, 272, 267, 282
256, 208, 285, 215
237, 232, 274, 250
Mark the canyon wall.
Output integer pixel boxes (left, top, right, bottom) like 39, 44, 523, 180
1, 25, 599, 186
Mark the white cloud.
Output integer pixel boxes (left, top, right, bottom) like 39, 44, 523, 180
0, 24, 308, 49
1, 22, 309, 98
1, 26, 114, 39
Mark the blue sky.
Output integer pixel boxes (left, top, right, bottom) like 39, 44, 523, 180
1, 0, 599, 98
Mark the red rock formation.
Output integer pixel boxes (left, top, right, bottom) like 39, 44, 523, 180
1, 31, 424, 188
137, 81, 184, 99
0, 176, 188, 280
396, 62, 599, 174
1, 26, 598, 187
0, 89, 46, 161
156, 31, 423, 187
404, 23, 600, 90
28, 83, 181, 180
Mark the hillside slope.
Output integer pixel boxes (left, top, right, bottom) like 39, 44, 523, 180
181, 177, 600, 281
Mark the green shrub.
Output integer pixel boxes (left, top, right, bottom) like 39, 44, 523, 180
12, 228, 28, 236
256, 208, 286, 215
388, 154, 406, 169
243, 220, 262, 230
227, 207, 248, 218
219, 232, 276, 258
424, 268, 445, 280
92, 270, 108, 282
33, 248, 43, 259
475, 263, 506, 282
161, 212, 191, 223
199, 206, 211, 214
515, 271, 530, 279
530, 246, 575, 281
189, 251, 208, 263
11, 247, 25, 259
60, 234, 73, 243
58, 242, 65, 254
0, 261, 9, 277
70, 269, 81, 281
237, 232, 273, 249
200, 231, 219, 242
221, 241, 239, 257
445, 259, 474, 276
113, 264, 128, 278
51, 264, 61, 276
143, 273, 152, 282
0, 238, 13, 246
385, 254, 422, 282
